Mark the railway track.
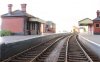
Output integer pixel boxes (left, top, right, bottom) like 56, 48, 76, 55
32, 35, 69, 62
32, 36, 69, 62
2, 35, 67, 62
32, 36, 63, 62
67, 35, 99, 62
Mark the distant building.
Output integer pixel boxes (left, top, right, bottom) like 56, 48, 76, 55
45, 21, 56, 33
1, 4, 45, 35
72, 26, 79, 33
78, 18, 93, 33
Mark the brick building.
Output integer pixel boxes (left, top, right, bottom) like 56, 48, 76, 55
93, 10, 100, 34
1, 4, 45, 35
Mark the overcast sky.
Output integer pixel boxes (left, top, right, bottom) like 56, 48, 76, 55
0, 0, 100, 32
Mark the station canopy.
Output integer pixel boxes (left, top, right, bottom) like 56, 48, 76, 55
29, 17, 46, 23
78, 18, 93, 26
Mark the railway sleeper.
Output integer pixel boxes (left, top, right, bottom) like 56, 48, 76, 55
9, 59, 30, 62
19, 55, 35, 58
15, 57, 32, 60
68, 55, 86, 58
68, 59, 90, 62
36, 59, 45, 62
57, 59, 65, 62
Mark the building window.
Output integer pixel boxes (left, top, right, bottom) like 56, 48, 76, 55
96, 24, 100, 27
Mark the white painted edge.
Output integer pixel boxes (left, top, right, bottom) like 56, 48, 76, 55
79, 35, 100, 47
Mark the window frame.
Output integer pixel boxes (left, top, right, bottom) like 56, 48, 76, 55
95, 23, 100, 28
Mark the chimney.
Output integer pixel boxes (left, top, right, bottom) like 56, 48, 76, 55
97, 10, 100, 17
8, 4, 12, 14
21, 4, 27, 12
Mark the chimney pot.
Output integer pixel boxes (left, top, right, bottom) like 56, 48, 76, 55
97, 10, 100, 17
21, 4, 27, 12
8, 4, 12, 14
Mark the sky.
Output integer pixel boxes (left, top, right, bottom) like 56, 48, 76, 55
0, 0, 100, 32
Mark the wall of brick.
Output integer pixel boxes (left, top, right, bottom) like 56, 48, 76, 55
1, 17, 24, 34
93, 22, 100, 34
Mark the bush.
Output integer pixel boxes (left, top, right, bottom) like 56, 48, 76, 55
0, 30, 12, 37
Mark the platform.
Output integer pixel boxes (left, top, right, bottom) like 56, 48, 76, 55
0, 33, 54, 44
79, 32, 100, 45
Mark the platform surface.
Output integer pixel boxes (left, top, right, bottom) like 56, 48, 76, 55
79, 32, 100, 45
0, 33, 54, 44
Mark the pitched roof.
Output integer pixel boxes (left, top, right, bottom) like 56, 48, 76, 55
93, 17, 100, 21
1, 10, 46, 23
78, 18, 93, 26
1, 10, 34, 17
